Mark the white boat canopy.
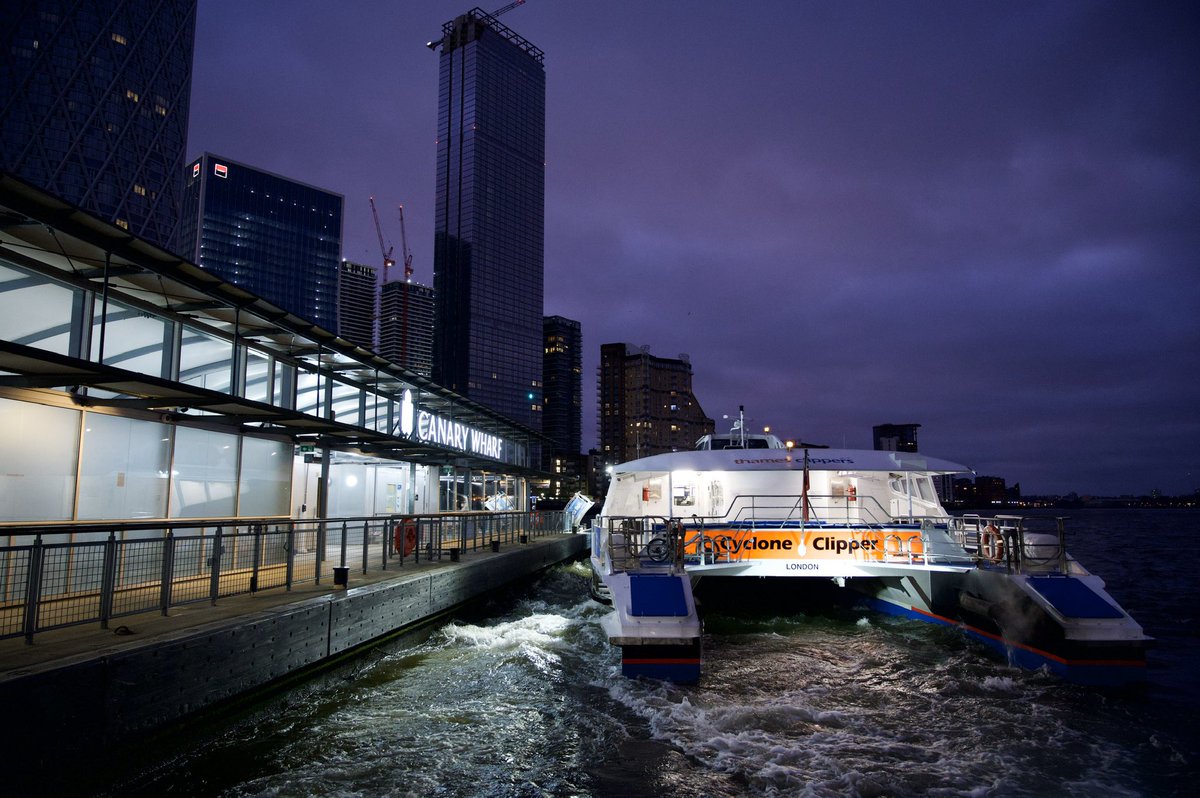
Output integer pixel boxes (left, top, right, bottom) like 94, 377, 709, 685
611, 448, 971, 476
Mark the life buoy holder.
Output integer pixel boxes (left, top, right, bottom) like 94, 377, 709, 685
847, 485, 857, 502
393, 518, 417, 557
980, 523, 1004, 563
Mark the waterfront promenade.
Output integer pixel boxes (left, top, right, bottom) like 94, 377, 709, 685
0, 530, 588, 792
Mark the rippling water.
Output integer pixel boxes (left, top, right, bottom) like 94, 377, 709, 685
107, 509, 1197, 797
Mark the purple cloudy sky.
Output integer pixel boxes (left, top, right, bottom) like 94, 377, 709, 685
189, 0, 1199, 496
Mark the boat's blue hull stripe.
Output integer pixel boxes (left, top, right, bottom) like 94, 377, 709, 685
863, 596, 1146, 684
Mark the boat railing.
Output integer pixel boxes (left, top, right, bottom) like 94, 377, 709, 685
596, 516, 686, 575
949, 514, 1073, 574
720, 493, 894, 529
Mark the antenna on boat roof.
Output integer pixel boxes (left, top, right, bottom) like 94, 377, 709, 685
732, 406, 746, 447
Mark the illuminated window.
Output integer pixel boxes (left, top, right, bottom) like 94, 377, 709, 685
111, 33, 128, 45
125, 89, 139, 102
115, 218, 129, 230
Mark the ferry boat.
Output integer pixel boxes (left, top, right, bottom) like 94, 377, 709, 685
590, 418, 1151, 686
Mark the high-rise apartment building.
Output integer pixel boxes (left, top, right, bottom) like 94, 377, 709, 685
542, 316, 583, 501
337, 261, 376, 350
873, 423, 921, 453
179, 153, 343, 331
543, 316, 582, 456
0, 0, 197, 250
430, 8, 545, 429
380, 280, 435, 376
598, 343, 713, 467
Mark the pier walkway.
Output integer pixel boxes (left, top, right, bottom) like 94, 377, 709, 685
0, 519, 589, 791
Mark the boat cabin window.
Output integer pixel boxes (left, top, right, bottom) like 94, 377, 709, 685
889, 475, 939, 503
701, 436, 771, 450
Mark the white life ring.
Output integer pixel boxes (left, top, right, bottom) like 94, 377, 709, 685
980, 524, 1004, 563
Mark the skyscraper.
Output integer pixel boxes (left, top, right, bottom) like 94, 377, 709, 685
337, 260, 377, 350
380, 280, 436, 376
179, 153, 343, 331
0, 0, 197, 250
430, 7, 546, 429
543, 315, 582, 457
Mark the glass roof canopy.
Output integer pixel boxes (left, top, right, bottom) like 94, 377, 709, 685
0, 172, 549, 475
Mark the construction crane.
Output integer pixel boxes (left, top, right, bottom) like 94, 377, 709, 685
369, 196, 396, 283
489, 0, 526, 17
398, 204, 414, 282
396, 204, 416, 368
427, 0, 526, 49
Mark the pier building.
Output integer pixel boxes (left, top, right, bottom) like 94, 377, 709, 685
0, 172, 547, 526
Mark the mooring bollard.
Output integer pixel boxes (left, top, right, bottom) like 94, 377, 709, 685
519, 534, 529, 544
333, 566, 349, 588
449, 547, 460, 562
490, 539, 500, 553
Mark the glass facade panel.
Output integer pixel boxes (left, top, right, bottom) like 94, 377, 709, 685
365, 392, 388, 433
243, 348, 272, 403
77, 412, 170, 519
274, 360, 294, 408
327, 463, 369, 518
237, 437, 290, 516
91, 299, 169, 377
0, 398, 79, 521
178, 325, 233, 392
0, 261, 78, 356
296, 367, 324, 418
169, 426, 238, 518
330, 380, 360, 427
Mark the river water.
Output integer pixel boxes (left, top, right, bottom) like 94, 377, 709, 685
105, 509, 1196, 797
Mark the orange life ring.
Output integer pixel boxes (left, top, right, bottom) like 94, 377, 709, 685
393, 519, 417, 556
980, 524, 1004, 563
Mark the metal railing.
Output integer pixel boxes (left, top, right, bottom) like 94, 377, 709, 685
592, 510, 1076, 575
949, 513, 1073, 574
0, 510, 567, 643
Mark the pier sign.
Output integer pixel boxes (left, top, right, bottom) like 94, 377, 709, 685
399, 389, 505, 460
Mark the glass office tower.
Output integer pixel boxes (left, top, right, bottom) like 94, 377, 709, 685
431, 8, 546, 429
180, 153, 343, 332
0, 0, 197, 251
543, 315, 582, 457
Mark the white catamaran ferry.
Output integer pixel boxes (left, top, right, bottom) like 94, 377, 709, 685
590, 418, 1150, 686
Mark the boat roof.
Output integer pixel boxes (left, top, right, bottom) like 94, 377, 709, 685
611, 447, 971, 476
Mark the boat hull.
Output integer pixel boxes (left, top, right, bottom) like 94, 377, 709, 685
692, 570, 1149, 687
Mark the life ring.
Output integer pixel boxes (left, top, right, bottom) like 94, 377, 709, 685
393, 519, 417, 556
980, 524, 1004, 563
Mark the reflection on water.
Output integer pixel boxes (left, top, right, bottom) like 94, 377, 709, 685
107, 511, 1196, 797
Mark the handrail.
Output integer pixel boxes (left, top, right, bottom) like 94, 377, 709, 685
593, 511, 1071, 574
0, 509, 567, 643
